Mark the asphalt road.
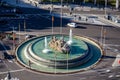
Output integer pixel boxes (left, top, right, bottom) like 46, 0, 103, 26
0, 7, 120, 80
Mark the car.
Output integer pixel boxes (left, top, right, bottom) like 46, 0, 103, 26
115, 19, 120, 23
25, 34, 35, 39
67, 22, 77, 28
0, 59, 2, 63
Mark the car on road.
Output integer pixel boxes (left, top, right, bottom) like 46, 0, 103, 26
25, 34, 35, 39
0, 59, 2, 63
67, 22, 77, 28
115, 19, 120, 23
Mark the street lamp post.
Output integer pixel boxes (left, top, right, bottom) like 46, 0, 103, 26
100, 26, 103, 46
105, 0, 107, 16
94, 0, 97, 5
116, 0, 119, 9
16, 0, 20, 4
67, 52, 69, 73
19, 23, 21, 44
12, 26, 15, 55
24, 20, 26, 40
72, 0, 74, 3
16, 0, 18, 4
50, 0, 53, 14
101, 26, 107, 51
52, 16, 54, 34
54, 53, 57, 74
60, 0, 63, 34
83, 0, 85, 4
103, 29, 106, 51
50, 0, 54, 34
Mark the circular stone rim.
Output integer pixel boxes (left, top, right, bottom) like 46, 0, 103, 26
15, 34, 103, 74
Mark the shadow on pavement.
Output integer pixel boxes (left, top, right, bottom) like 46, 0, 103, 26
102, 55, 116, 59
77, 26, 87, 29
3, 52, 15, 60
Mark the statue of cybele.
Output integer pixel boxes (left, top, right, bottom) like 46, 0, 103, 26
49, 36, 71, 54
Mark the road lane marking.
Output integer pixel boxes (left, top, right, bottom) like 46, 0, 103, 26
0, 69, 25, 75
106, 44, 120, 47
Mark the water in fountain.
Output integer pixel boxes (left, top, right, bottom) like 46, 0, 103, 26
42, 37, 50, 53
67, 29, 73, 45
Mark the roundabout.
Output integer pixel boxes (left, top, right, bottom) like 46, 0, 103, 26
0, 0, 120, 79
16, 29, 103, 74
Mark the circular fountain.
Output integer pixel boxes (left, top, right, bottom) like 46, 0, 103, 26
16, 29, 103, 74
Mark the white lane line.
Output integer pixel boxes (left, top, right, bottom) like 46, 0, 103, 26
0, 69, 25, 75
8, 60, 13, 63
106, 46, 119, 53
106, 44, 120, 47
116, 75, 120, 78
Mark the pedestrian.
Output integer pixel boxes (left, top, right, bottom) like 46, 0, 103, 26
86, 18, 88, 22
29, 60, 31, 68
79, 16, 81, 20
0, 58, 2, 63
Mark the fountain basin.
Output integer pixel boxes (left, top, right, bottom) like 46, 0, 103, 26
16, 34, 102, 73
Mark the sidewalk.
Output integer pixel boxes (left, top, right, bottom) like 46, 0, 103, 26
98, 16, 120, 27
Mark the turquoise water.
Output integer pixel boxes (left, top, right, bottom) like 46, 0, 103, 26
31, 35, 88, 60
16, 35, 102, 73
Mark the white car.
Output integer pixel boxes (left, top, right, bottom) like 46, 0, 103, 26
67, 22, 77, 28
115, 20, 120, 23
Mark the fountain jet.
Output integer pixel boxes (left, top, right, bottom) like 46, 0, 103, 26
67, 29, 73, 45
42, 37, 50, 53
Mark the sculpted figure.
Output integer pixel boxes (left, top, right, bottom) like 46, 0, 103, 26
49, 36, 71, 54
